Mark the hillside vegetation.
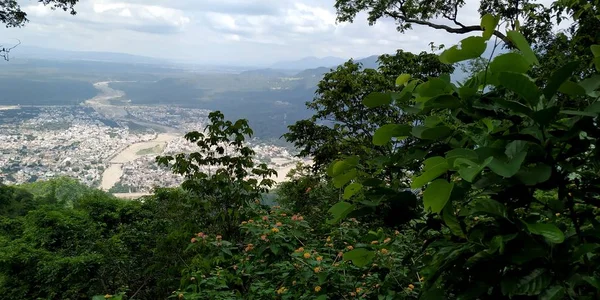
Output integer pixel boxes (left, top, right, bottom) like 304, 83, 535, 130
2, 0, 600, 299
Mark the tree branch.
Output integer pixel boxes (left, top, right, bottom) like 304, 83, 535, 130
1, 39, 21, 61
385, 12, 512, 47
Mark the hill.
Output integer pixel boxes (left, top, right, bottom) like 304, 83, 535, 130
270, 56, 347, 70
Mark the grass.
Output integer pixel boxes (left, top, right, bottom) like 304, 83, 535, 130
135, 144, 165, 156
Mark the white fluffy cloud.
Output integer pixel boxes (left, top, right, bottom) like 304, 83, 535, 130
0, 0, 491, 65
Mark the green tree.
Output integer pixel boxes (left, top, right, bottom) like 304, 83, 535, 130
329, 15, 600, 298
157, 111, 277, 240
285, 51, 453, 169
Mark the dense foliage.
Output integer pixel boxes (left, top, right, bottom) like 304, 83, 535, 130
1, 1, 599, 299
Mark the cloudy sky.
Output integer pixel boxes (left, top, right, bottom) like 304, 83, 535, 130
1, 0, 504, 65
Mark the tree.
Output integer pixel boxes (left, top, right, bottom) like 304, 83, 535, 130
328, 16, 600, 297
285, 50, 453, 169
334, 0, 557, 46
1, 0, 79, 60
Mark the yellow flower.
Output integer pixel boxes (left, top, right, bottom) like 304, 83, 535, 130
383, 237, 391, 244
371, 240, 379, 244
473, 217, 480, 221
248, 219, 254, 223
276, 222, 283, 226
555, 213, 561, 217
380, 248, 389, 255
271, 227, 280, 233
314, 286, 322, 292
104, 295, 112, 299
276, 287, 287, 295
419, 276, 425, 282
356, 287, 363, 294
178, 293, 184, 299
296, 247, 305, 253
292, 281, 296, 286
303, 252, 311, 259
347, 245, 354, 250
326, 236, 331, 242
394, 230, 400, 235
408, 284, 415, 290
316, 256, 323, 261
314, 266, 322, 273
241, 221, 247, 225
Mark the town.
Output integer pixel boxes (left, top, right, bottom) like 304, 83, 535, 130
0, 105, 305, 195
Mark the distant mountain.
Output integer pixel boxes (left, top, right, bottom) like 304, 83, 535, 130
356, 55, 379, 69
10, 45, 167, 65
294, 67, 331, 78
271, 56, 347, 70
239, 68, 290, 77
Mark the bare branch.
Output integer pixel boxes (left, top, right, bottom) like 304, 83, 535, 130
1, 39, 21, 61
385, 11, 512, 46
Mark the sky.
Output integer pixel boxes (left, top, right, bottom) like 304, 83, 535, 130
0, 0, 552, 66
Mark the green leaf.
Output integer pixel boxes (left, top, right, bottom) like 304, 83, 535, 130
412, 126, 453, 140
423, 179, 454, 214
572, 243, 600, 261
513, 269, 551, 296
333, 169, 357, 188
439, 36, 487, 64
443, 203, 465, 238
495, 99, 534, 116
532, 106, 560, 126
507, 30, 539, 65
516, 164, 552, 186
543, 61, 580, 100
424, 94, 461, 109
559, 80, 587, 96
416, 78, 452, 98
470, 198, 507, 218
372, 124, 411, 146
363, 92, 392, 108
411, 156, 450, 189
526, 222, 565, 243
456, 157, 493, 182
329, 156, 359, 177
583, 276, 600, 290
490, 53, 531, 74
446, 148, 479, 167
396, 74, 411, 86
592, 45, 600, 57
498, 72, 541, 106
481, 14, 499, 40
559, 110, 597, 117
343, 183, 363, 199
539, 286, 565, 300
327, 202, 355, 224
343, 248, 375, 267
487, 151, 526, 178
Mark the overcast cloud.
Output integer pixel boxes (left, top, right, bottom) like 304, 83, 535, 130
0, 0, 489, 65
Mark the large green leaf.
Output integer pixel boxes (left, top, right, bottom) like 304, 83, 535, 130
498, 72, 541, 106
470, 198, 507, 218
490, 52, 531, 74
532, 106, 560, 126
543, 61, 580, 100
446, 148, 479, 167
416, 78, 452, 98
412, 125, 453, 140
423, 179, 454, 214
580, 75, 600, 97
333, 169, 357, 188
423, 94, 461, 110
363, 92, 392, 108
396, 74, 411, 86
507, 30, 539, 65
373, 124, 412, 146
539, 286, 565, 300
456, 157, 493, 182
443, 203, 465, 238
559, 80, 587, 96
513, 269, 552, 296
592, 45, 600, 57
411, 156, 450, 189
439, 36, 487, 64
495, 99, 534, 116
516, 164, 552, 186
526, 222, 565, 243
327, 202, 355, 224
343, 248, 375, 267
328, 156, 359, 177
481, 14, 499, 40
487, 151, 527, 178
343, 183, 363, 199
